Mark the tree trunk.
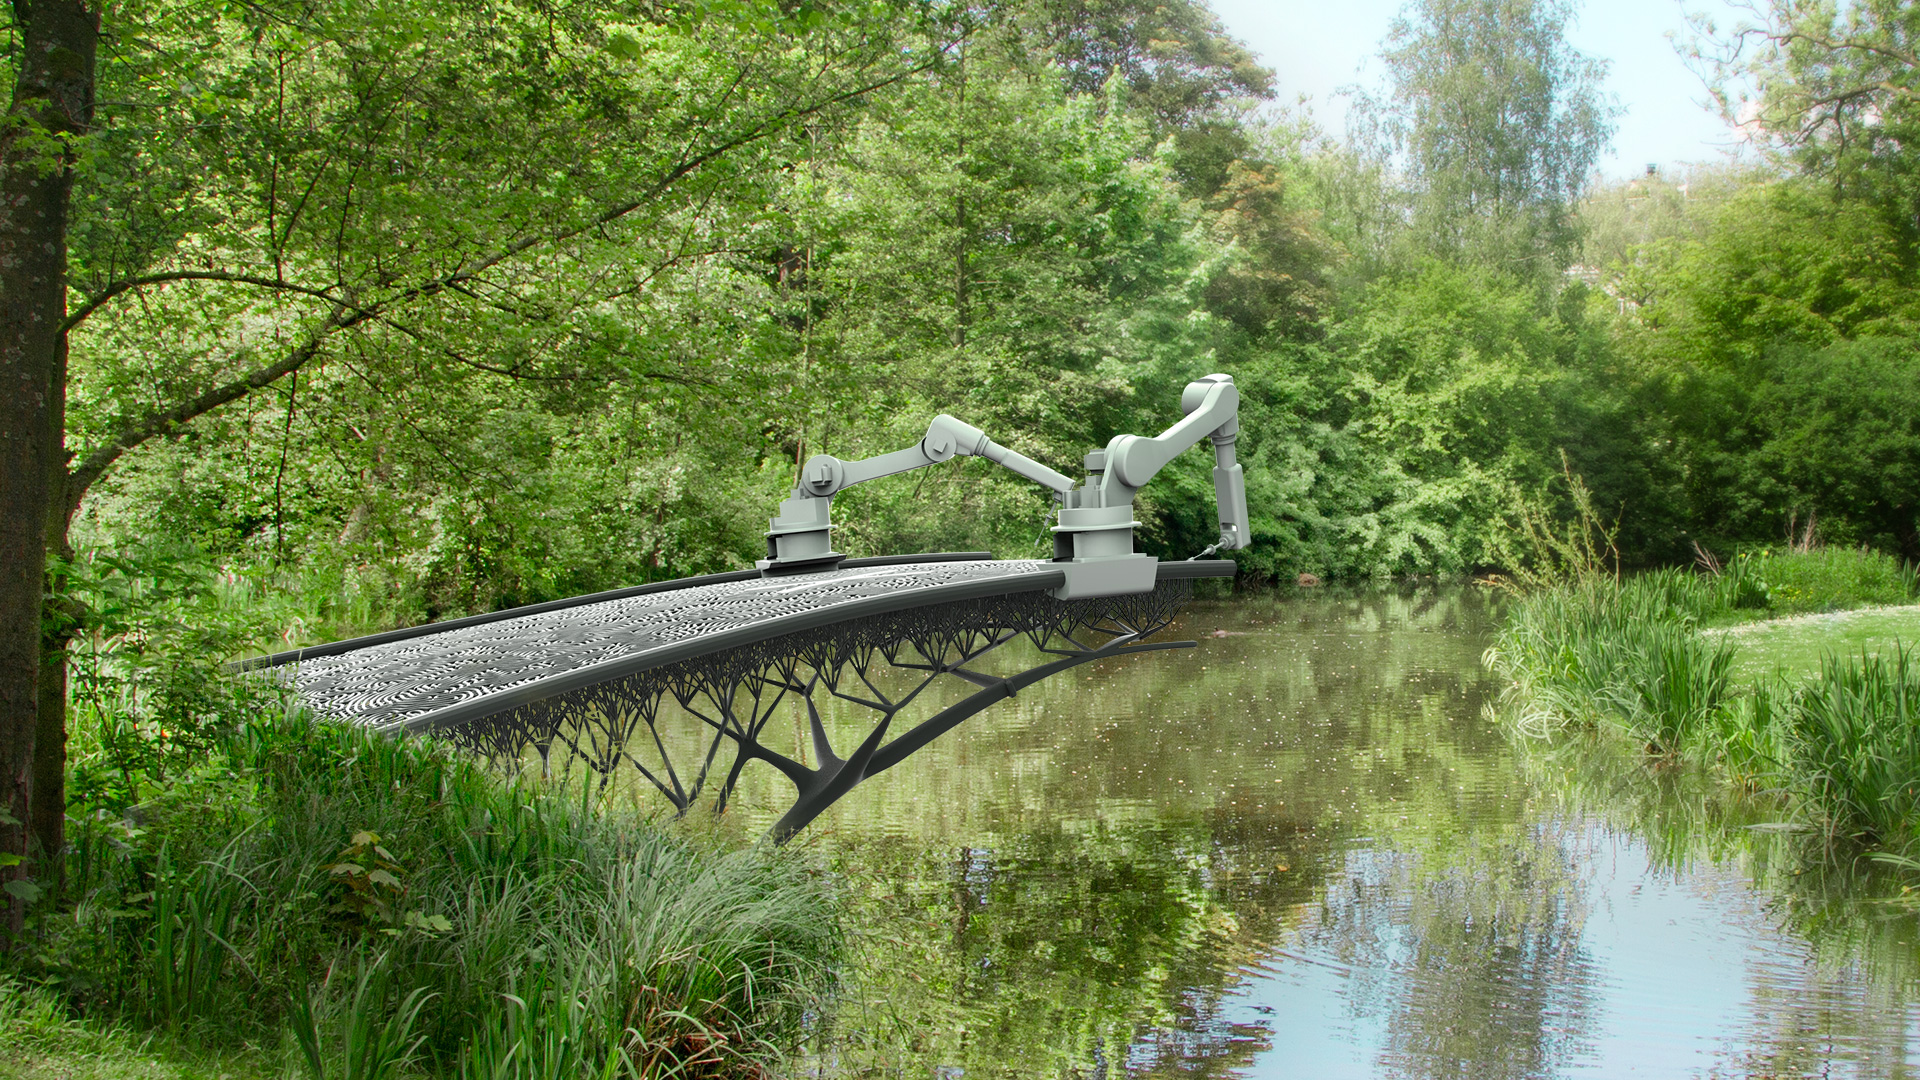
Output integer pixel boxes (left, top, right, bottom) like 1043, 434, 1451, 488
34, 298, 74, 881
34, 522, 75, 884
0, 0, 98, 938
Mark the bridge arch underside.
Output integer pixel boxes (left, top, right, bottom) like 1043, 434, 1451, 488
261, 557, 1232, 841
444, 580, 1194, 840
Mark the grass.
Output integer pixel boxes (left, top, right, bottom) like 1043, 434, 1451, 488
12, 543, 848, 1078
1719, 547, 1920, 618
1482, 567, 1736, 749
1714, 604, 1920, 682
0, 977, 273, 1080
1788, 645, 1920, 845
8, 709, 842, 1079
1486, 546, 1920, 851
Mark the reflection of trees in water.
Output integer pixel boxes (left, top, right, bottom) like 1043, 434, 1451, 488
799, 583, 1920, 1076
1512, 732, 1920, 1077
1708, 970, 1916, 1080
1291, 822, 1600, 1080
820, 817, 1321, 1078
799, 586, 1575, 1076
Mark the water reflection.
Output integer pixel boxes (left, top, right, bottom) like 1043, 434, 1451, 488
658, 587, 1920, 1077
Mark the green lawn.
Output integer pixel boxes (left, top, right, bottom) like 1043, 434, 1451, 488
1710, 604, 1920, 683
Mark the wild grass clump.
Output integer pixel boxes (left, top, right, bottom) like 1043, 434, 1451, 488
17, 711, 841, 1079
1483, 568, 1729, 747
1788, 645, 1920, 845
1696, 547, 1920, 620
1488, 547, 1920, 854
1758, 547, 1920, 615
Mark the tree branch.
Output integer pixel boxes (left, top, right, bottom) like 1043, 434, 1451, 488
57, 44, 948, 517
64, 306, 359, 515
64, 270, 354, 332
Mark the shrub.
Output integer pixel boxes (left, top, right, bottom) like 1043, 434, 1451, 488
1754, 547, 1920, 615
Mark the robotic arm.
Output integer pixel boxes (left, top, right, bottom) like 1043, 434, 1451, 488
1095, 374, 1250, 553
1048, 374, 1248, 598
759, 415, 1075, 574
795, 415, 1074, 499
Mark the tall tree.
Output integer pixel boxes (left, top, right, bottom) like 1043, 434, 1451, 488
1352, 0, 1617, 276
1695, 0, 1920, 172
1019, 0, 1274, 196
1692, 0, 1920, 244
1, 0, 96, 937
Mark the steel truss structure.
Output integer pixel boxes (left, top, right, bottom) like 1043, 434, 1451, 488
246, 556, 1231, 840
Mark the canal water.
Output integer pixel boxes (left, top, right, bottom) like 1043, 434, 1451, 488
705, 587, 1920, 1078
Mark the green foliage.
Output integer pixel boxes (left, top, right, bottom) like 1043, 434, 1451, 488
1622, 181, 1920, 364
1227, 261, 1655, 581
1637, 337, 1920, 561
286, 957, 431, 1080
1717, 552, 1774, 612
0, 974, 274, 1080
1485, 568, 1722, 738
319, 832, 414, 933
1489, 551, 1920, 853
140, 844, 252, 1030
19, 710, 840, 1078
1716, 547, 1920, 616
1576, 164, 1768, 285
1788, 645, 1920, 845
56, 548, 297, 814
1695, 0, 1920, 222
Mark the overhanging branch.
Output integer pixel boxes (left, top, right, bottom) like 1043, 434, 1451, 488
64, 270, 358, 333
64, 305, 362, 515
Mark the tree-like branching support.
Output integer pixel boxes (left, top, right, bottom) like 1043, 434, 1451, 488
432, 579, 1195, 842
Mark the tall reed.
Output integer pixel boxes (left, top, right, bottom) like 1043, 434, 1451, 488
1483, 568, 1728, 745
1788, 645, 1920, 844
1488, 549, 1920, 853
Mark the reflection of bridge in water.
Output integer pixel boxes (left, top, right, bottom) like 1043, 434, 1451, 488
242, 554, 1230, 839
241, 375, 1250, 840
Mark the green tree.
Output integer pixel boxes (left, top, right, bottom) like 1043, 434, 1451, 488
784, 39, 1215, 558
1021, 0, 1274, 196
1352, 0, 1618, 277
1695, 0, 1920, 210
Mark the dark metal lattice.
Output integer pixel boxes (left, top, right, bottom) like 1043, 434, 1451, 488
249, 557, 1229, 840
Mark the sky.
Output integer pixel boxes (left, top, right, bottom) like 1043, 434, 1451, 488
1208, 0, 1759, 179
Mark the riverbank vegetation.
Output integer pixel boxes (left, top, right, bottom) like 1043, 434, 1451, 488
12, 701, 838, 1079
1485, 546, 1920, 851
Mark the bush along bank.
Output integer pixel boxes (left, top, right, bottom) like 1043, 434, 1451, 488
1483, 548, 1920, 850
5, 709, 841, 1080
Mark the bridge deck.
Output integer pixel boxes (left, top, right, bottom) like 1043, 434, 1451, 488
244, 554, 1233, 737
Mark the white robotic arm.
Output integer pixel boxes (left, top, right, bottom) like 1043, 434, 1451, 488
759, 415, 1074, 574
1049, 373, 1248, 598
1096, 375, 1250, 552
796, 415, 1075, 498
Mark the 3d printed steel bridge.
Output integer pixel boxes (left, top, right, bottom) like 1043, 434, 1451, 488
241, 375, 1250, 841
242, 556, 1231, 840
